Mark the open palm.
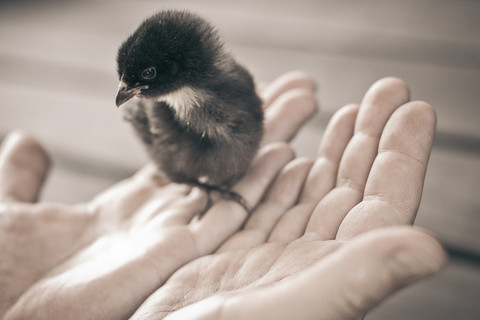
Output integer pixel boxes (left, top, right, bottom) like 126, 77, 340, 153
131, 78, 445, 320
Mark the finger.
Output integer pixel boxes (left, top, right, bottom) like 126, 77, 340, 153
147, 187, 208, 225
129, 183, 197, 226
90, 167, 190, 221
303, 77, 410, 240
90, 161, 178, 216
191, 143, 295, 255
260, 70, 316, 109
267, 104, 358, 242
337, 101, 436, 239
132, 163, 171, 187
217, 158, 313, 252
208, 227, 446, 320
337, 77, 410, 196
302, 103, 359, 203
262, 88, 318, 145
0, 131, 50, 203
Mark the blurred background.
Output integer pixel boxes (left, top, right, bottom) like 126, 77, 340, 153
0, 0, 479, 318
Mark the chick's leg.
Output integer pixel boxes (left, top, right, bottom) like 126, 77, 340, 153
191, 182, 252, 216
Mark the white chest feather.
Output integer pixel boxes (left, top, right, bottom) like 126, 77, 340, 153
158, 86, 206, 122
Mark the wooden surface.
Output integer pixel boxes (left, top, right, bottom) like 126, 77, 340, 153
0, 0, 479, 318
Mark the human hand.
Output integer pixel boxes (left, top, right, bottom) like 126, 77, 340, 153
130, 78, 447, 320
0, 71, 317, 319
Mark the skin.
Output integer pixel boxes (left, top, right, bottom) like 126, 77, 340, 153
0, 72, 446, 320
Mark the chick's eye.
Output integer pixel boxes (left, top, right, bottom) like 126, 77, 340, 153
141, 67, 156, 80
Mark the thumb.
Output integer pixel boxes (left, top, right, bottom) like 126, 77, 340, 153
0, 130, 51, 203
311, 226, 448, 319
231, 227, 447, 320
239, 227, 447, 320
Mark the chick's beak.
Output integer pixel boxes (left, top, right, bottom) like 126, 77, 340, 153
115, 80, 146, 107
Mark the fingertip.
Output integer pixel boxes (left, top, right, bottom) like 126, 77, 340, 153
261, 70, 317, 108
268, 157, 314, 195
257, 141, 295, 163
338, 102, 360, 115
332, 103, 359, 128
188, 186, 208, 203
0, 130, 51, 203
263, 157, 314, 209
1, 130, 51, 167
287, 157, 315, 172
273, 70, 317, 93
268, 87, 319, 117
281, 70, 317, 92
363, 77, 410, 111
402, 100, 437, 138
369, 77, 410, 102
324, 103, 359, 126
379, 100, 437, 160
284, 87, 319, 114
355, 77, 411, 135
404, 100, 437, 130
351, 226, 448, 283
322, 103, 359, 137
262, 88, 319, 145
317, 103, 358, 159
398, 226, 448, 275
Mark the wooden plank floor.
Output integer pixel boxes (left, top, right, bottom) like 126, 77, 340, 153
1, 0, 479, 319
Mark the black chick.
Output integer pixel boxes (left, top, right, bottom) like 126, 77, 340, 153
115, 10, 263, 211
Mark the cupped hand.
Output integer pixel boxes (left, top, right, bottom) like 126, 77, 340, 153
0, 71, 317, 319
130, 78, 447, 320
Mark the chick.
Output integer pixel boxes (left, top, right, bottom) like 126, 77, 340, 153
115, 10, 263, 211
